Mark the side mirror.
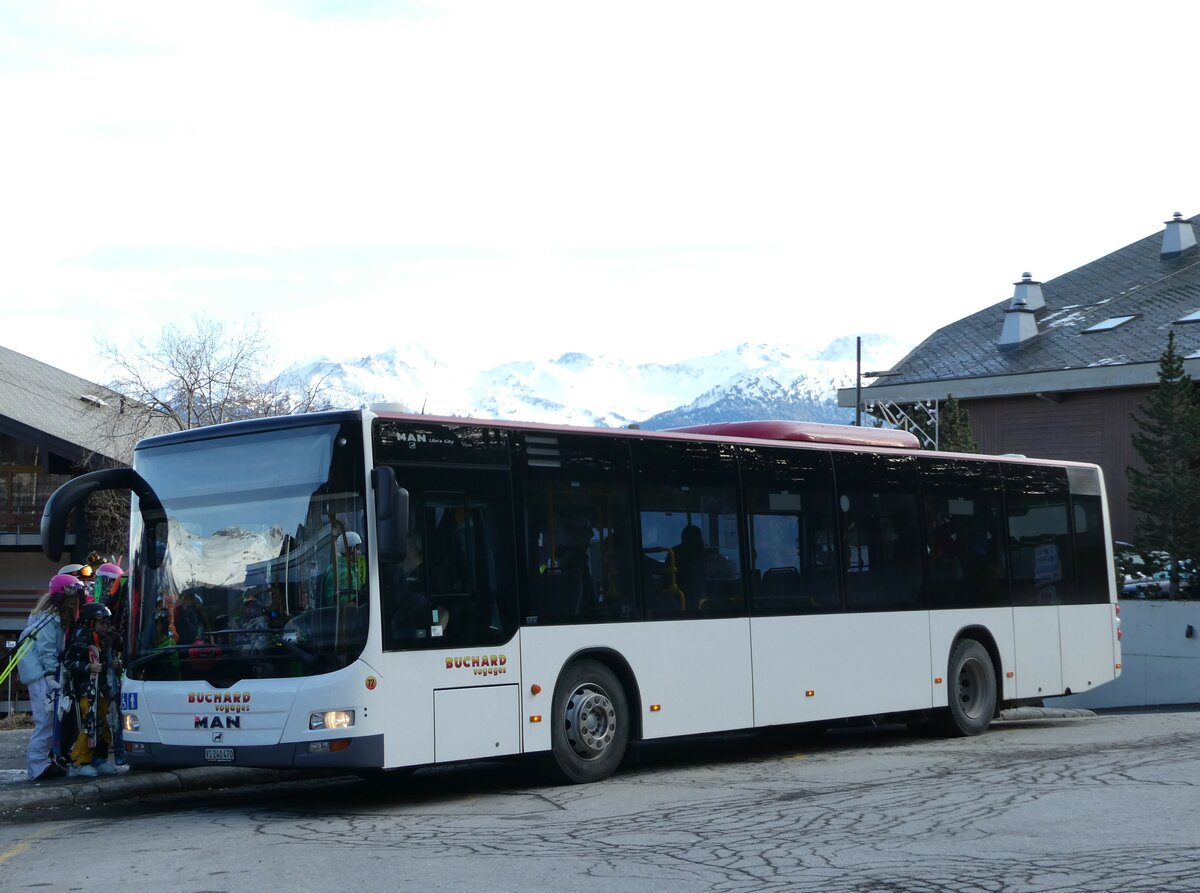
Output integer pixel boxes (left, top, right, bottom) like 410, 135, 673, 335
41, 468, 166, 566
371, 466, 408, 563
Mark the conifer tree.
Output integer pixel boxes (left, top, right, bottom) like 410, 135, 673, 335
937, 394, 978, 453
1127, 331, 1200, 597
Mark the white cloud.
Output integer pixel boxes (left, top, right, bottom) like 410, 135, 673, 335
3, 1, 1200, 385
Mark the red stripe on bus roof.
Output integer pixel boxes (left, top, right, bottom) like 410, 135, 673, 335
666, 420, 921, 449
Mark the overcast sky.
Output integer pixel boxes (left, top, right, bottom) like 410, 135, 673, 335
4, 1, 1200, 384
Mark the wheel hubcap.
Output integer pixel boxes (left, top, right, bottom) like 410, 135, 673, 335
564, 684, 616, 760
957, 657, 987, 719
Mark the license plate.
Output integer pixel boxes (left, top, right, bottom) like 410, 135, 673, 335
204, 747, 235, 763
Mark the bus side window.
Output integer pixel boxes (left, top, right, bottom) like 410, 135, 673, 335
519, 433, 638, 626
634, 439, 744, 619
739, 445, 840, 616
1003, 463, 1074, 607
1071, 494, 1109, 605
833, 452, 923, 612
382, 472, 516, 650
920, 458, 1008, 610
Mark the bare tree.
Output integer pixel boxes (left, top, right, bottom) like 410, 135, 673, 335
99, 315, 334, 436
70, 317, 335, 559
82, 483, 131, 561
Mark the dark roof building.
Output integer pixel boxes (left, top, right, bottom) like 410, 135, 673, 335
0, 344, 148, 636
840, 212, 1200, 543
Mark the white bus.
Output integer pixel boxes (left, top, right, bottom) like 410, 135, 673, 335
42, 410, 1122, 783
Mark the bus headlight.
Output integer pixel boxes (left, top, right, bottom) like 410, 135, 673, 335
123, 713, 141, 733
310, 710, 354, 731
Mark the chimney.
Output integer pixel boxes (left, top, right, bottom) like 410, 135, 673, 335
997, 276, 1040, 349
1010, 272, 1045, 311
1162, 212, 1197, 257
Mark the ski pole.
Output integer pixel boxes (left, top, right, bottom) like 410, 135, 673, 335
0, 635, 37, 687
0, 614, 54, 687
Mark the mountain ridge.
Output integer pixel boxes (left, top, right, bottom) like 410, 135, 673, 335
283, 335, 912, 429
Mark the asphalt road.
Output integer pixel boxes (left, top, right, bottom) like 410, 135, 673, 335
1, 708, 1197, 892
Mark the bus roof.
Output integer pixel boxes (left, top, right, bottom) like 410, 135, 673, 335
369, 409, 923, 451
138, 408, 1101, 468
666, 420, 921, 449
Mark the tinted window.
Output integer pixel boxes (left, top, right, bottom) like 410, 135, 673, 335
1003, 463, 1074, 606
634, 440, 744, 618
833, 453, 923, 611
1071, 494, 1109, 604
920, 458, 1009, 609
740, 446, 840, 614
520, 434, 638, 625
381, 465, 517, 650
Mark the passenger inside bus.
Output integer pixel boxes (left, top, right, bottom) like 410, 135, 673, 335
547, 523, 596, 614
323, 531, 365, 608
233, 591, 269, 652
672, 524, 706, 604
929, 520, 964, 581
385, 533, 427, 642
174, 589, 207, 644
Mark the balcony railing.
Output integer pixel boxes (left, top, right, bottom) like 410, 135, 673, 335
0, 473, 73, 537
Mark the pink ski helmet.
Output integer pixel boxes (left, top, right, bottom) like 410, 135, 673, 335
49, 573, 86, 602
93, 562, 127, 603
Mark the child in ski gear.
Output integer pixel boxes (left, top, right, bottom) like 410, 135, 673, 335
63, 603, 122, 777
92, 563, 129, 769
17, 574, 82, 781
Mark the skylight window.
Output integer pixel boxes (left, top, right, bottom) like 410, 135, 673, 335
1082, 315, 1138, 333
1175, 309, 1200, 324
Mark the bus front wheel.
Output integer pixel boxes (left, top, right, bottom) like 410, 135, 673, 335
940, 639, 996, 737
545, 660, 629, 784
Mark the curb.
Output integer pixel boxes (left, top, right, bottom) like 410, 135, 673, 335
1, 767, 296, 814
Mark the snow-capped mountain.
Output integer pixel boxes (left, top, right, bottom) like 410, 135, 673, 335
282, 335, 911, 429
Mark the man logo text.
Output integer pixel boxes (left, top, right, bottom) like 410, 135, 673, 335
195, 715, 241, 729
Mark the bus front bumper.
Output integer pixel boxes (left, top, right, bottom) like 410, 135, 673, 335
123, 733, 384, 771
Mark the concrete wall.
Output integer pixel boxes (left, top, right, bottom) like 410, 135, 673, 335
1049, 599, 1200, 709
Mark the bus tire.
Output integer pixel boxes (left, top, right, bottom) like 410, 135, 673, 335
939, 638, 996, 737
545, 660, 629, 784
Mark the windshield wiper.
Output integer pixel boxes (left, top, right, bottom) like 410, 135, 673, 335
127, 646, 189, 672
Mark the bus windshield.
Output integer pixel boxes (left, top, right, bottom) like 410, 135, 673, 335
125, 418, 368, 683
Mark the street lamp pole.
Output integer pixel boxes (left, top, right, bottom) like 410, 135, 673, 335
855, 336, 862, 426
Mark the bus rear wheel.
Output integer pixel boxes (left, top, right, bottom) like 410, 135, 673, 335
545, 660, 629, 784
940, 639, 996, 737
